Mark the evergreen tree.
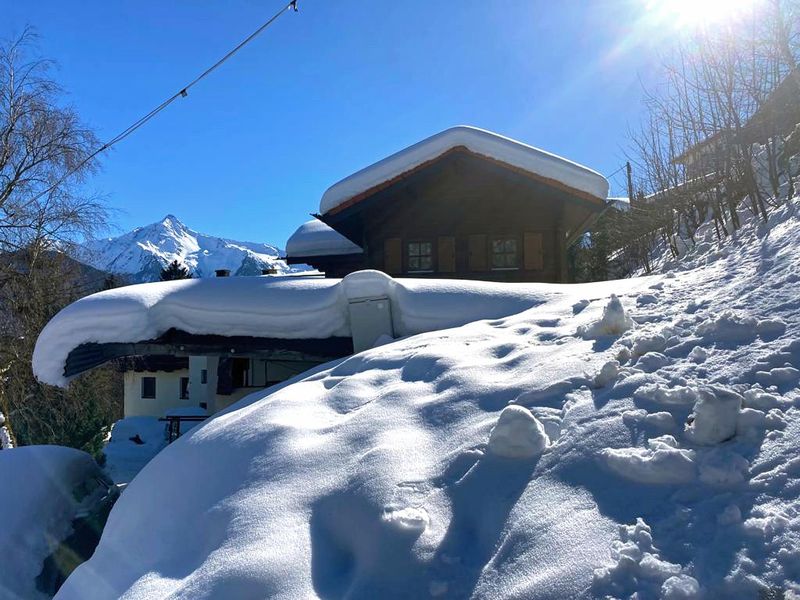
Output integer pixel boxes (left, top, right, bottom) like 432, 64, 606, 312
159, 259, 192, 281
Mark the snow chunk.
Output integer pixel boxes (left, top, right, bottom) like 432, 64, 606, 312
579, 294, 634, 338
637, 293, 659, 306
743, 387, 783, 410
635, 384, 698, 406
319, 126, 609, 214
644, 412, 676, 431
754, 366, 800, 387
594, 519, 688, 597
697, 449, 750, 486
600, 437, 696, 484
688, 346, 708, 363
594, 360, 620, 388
755, 318, 786, 338
696, 310, 758, 344
632, 333, 668, 357
661, 575, 701, 599
637, 352, 670, 373
717, 504, 742, 526
684, 387, 742, 445
487, 405, 549, 458
286, 219, 363, 257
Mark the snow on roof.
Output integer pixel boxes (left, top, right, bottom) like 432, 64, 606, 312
608, 197, 631, 212
319, 126, 609, 214
286, 219, 363, 258
33, 272, 581, 387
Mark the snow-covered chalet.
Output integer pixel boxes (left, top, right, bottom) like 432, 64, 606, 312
286, 126, 609, 283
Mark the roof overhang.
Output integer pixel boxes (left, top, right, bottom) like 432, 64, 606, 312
65, 328, 353, 378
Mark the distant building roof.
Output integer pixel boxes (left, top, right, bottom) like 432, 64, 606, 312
319, 126, 609, 215
607, 197, 631, 212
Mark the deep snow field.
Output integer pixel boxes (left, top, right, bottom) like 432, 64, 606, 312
57, 198, 800, 599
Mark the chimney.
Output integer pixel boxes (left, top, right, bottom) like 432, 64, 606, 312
261, 268, 277, 275
215, 269, 231, 278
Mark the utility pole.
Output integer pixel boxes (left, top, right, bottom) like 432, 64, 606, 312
626, 161, 635, 204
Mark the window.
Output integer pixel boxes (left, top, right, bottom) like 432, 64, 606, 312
200, 369, 208, 384
407, 241, 433, 272
141, 377, 156, 399
180, 377, 190, 400
491, 237, 519, 269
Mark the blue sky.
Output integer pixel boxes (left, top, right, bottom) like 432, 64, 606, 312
4, 1, 675, 247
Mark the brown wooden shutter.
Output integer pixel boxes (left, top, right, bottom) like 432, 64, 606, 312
437, 236, 456, 273
468, 234, 487, 271
524, 232, 544, 271
384, 237, 402, 274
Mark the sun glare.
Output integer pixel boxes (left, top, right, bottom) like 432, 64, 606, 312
648, 0, 759, 28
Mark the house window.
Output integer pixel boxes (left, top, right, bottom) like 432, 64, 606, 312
141, 377, 156, 399
200, 369, 208, 384
407, 241, 433, 272
180, 377, 190, 400
491, 237, 519, 269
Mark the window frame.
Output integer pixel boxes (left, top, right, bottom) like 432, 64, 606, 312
141, 376, 157, 399
490, 236, 520, 271
406, 239, 434, 273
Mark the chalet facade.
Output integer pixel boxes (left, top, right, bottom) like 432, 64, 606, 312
287, 126, 609, 282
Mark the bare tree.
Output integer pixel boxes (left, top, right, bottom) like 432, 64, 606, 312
591, 0, 800, 277
0, 29, 118, 452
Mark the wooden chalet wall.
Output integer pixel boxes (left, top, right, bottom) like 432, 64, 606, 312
321, 151, 600, 283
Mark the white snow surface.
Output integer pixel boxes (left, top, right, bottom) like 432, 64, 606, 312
0, 446, 100, 599
77, 215, 302, 282
102, 417, 168, 486
319, 126, 609, 214
56, 197, 800, 599
286, 219, 363, 257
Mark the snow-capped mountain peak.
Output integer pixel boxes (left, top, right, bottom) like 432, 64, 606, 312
76, 215, 299, 282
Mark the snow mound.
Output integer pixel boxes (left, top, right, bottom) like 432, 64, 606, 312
0, 446, 100, 599
319, 125, 608, 214
578, 294, 634, 338
102, 417, 167, 485
487, 405, 548, 458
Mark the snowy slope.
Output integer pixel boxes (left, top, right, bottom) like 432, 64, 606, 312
76, 215, 300, 282
58, 198, 800, 599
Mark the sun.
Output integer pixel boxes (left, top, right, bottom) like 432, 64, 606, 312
647, 0, 759, 28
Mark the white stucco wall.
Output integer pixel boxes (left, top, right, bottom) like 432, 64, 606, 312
123, 369, 192, 417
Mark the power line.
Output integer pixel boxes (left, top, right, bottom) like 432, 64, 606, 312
29, 0, 300, 205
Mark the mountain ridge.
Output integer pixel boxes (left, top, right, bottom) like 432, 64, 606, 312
75, 215, 301, 283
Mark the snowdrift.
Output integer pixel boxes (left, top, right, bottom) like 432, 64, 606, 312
0, 446, 103, 599
59, 199, 800, 599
